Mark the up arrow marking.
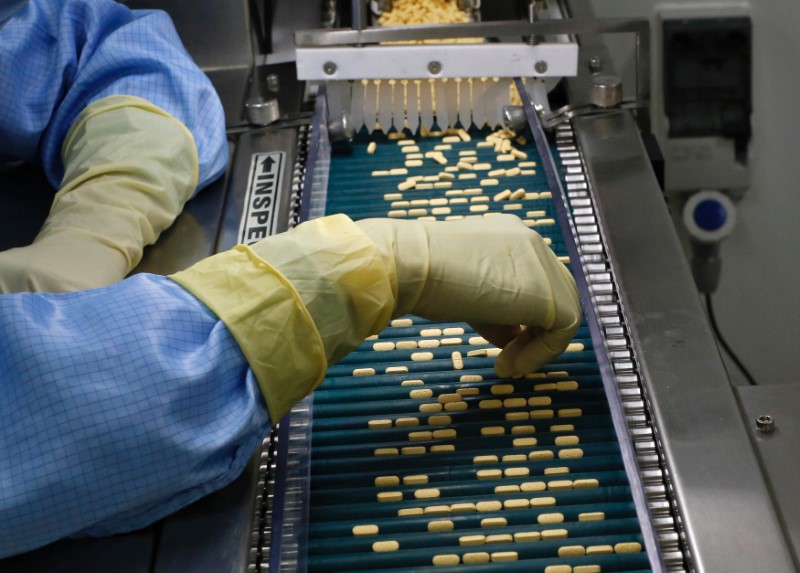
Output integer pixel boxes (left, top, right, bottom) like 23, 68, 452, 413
260, 155, 276, 173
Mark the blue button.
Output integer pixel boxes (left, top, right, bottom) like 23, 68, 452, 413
694, 199, 727, 231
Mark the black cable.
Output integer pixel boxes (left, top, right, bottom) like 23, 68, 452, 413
705, 293, 757, 385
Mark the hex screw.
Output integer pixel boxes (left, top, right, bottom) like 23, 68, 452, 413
588, 56, 603, 73
323, 61, 337, 76
534, 60, 548, 74
428, 61, 442, 75
756, 414, 775, 433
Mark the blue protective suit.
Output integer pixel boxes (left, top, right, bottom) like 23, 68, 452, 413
0, 275, 269, 558
0, 0, 227, 190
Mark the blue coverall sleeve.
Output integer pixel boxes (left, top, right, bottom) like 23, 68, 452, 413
0, 274, 270, 558
0, 0, 227, 191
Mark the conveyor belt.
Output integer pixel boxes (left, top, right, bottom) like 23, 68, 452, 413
280, 125, 656, 572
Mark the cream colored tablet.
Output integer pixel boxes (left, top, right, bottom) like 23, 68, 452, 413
369, 419, 392, 429
353, 524, 379, 535
375, 475, 399, 486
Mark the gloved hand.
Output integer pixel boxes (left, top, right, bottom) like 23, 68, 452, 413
0, 95, 198, 293
170, 213, 581, 421
355, 214, 582, 378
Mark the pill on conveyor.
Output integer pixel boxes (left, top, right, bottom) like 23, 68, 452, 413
353, 367, 376, 376
401, 146, 420, 153
375, 447, 399, 456
559, 448, 584, 459
424, 505, 451, 515
396, 417, 420, 426
387, 132, 405, 140
437, 172, 455, 182
438, 393, 461, 404
428, 415, 452, 426
402, 446, 426, 455
401, 379, 424, 386
406, 160, 423, 167
495, 485, 521, 494
386, 366, 409, 374
505, 467, 530, 478
586, 545, 614, 555
432, 554, 460, 566
458, 173, 477, 180
481, 426, 506, 436
502, 204, 522, 211
505, 167, 521, 176
491, 552, 518, 562
545, 467, 570, 475
384, 193, 403, 201
470, 204, 489, 213
442, 135, 461, 143
410, 388, 433, 399
372, 170, 389, 176
420, 403, 443, 413
432, 154, 448, 165
479, 399, 502, 409
456, 388, 478, 397
510, 148, 527, 160
513, 437, 538, 447
463, 553, 490, 564
418, 339, 441, 348
481, 517, 507, 529
473, 455, 498, 464
472, 162, 491, 170
388, 210, 407, 218
391, 201, 410, 208
377, 491, 403, 502
434, 144, 452, 151
510, 425, 535, 435
457, 161, 474, 171
574, 566, 601, 573
409, 431, 433, 441
534, 382, 557, 391
542, 529, 569, 540
369, 419, 393, 429
451, 502, 477, 513
521, 169, 537, 176
460, 535, 486, 546
398, 139, 416, 146
574, 479, 600, 489
391, 318, 413, 327
552, 424, 575, 432
505, 411, 529, 421
480, 179, 499, 188
415, 488, 441, 499
503, 499, 529, 511
529, 450, 555, 461
503, 399, 526, 410
497, 153, 515, 162
486, 533, 514, 543
530, 409, 554, 419
444, 165, 459, 172
398, 507, 424, 517
557, 380, 579, 391
477, 469, 502, 480
555, 435, 580, 446
548, 480, 574, 490
373, 341, 396, 351
457, 129, 471, 142
434, 181, 452, 189
477, 501, 503, 513
375, 475, 400, 486
445, 401, 467, 412
544, 566, 572, 573
559, 408, 583, 418
503, 454, 528, 464
390, 167, 409, 175
373, 540, 400, 552
407, 153, 424, 160
412, 351, 434, 361
353, 524, 379, 536
396, 340, 419, 350
477, 141, 494, 148
451, 351, 464, 370
510, 188, 526, 200
538, 512, 565, 524
490, 384, 514, 395
488, 168, 505, 177
521, 481, 546, 492
615, 542, 644, 553
404, 474, 429, 485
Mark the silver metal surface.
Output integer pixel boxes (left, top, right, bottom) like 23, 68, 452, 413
573, 110, 797, 572
737, 383, 800, 565
589, 73, 623, 108
246, 98, 281, 126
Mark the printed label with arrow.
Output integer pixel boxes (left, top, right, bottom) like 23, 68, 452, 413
238, 151, 286, 245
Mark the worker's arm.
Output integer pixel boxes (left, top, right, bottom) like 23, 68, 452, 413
0, 214, 580, 558
0, 0, 227, 293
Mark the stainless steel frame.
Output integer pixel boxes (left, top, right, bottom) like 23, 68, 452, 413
574, 110, 797, 572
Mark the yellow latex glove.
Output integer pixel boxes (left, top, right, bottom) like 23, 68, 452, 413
355, 214, 582, 378
171, 213, 580, 421
0, 95, 198, 293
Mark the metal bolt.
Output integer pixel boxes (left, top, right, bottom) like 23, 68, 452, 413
323, 61, 337, 76
266, 73, 280, 92
534, 60, 548, 74
588, 56, 603, 73
428, 61, 442, 75
756, 415, 775, 433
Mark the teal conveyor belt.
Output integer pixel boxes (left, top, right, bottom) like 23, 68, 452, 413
303, 127, 650, 572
